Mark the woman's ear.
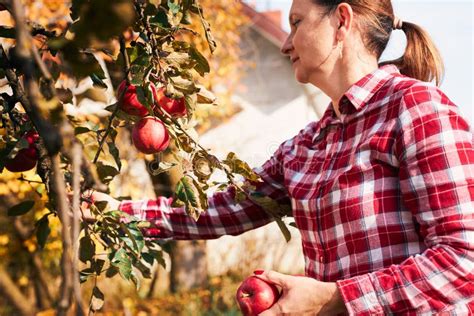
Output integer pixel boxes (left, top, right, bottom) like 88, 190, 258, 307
335, 3, 353, 39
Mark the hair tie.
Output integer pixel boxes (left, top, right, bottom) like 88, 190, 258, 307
393, 16, 403, 30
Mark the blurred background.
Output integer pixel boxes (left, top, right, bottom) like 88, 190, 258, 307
0, 0, 472, 315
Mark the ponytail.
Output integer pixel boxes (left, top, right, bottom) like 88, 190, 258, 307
313, 0, 445, 87
380, 21, 445, 86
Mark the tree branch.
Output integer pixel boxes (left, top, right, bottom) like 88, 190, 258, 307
0, 266, 37, 316
72, 143, 85, 315
12, 218, 54, 307
51, 154, 74, 316
92, 36, 130, 164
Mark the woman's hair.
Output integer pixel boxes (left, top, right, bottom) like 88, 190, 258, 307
314, 0, 444, 86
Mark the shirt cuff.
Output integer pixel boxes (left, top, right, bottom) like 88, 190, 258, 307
336, 274, 385, 315
118, 199, 147, 221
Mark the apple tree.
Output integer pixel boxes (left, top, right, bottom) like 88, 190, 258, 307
0, 0, 292, 314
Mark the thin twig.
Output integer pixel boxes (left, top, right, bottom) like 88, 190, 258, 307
51, 154, 74, 315
92, 36, 130, 164
72, 143, 85, 315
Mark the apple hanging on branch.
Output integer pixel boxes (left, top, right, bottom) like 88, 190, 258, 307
4, 130, 40, 172
132, 116, 170, 154
117, 79, 157, 117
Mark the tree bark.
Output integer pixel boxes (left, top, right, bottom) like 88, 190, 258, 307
168, 240, 208, 293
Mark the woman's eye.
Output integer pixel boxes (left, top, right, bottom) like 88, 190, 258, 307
291, 19, 301, 27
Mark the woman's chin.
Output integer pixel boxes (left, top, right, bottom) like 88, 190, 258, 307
294, 71, 309, 84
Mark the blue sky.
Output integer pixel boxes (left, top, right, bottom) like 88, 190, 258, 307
244, 1, 473, 124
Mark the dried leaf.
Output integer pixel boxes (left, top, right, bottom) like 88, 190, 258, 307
223, 152, 260, 182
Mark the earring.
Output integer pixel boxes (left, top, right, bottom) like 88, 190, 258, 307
338, 41, 343, 59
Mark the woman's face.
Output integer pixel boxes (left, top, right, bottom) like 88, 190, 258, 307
281, 0, 339, 84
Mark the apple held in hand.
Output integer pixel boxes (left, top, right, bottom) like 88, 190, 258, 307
236, 276, 280, 316
132, 117, 170, 154
5, 131, 39, 172
117, 80, 157, 117
155, 87, 187, 117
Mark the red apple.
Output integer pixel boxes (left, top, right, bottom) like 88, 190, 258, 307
117, 80, 157, 117
0, 4, 7, 11
236, 276, 280, 316
155, 87, 187, 117
4, 131, 39, 172
132, 117, 170, 154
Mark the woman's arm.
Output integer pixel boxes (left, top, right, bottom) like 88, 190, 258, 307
336, 84, 474, 314
93, 139, 293, 240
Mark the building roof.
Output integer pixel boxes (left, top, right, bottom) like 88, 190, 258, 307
241, 2, 288, 47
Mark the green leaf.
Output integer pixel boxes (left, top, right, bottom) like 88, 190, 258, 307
189, 46, 210, 76
90, 73, 108, 89
8, 200, 35, 216
119, 222, 144, 253
111, 248, 132, 280
94, 200, 109, 212
0, 26, 16, 39
74, 126, 91, 135
107, 141, 121, 171
176, 175, 203, 221
70, 0, 87, 20
176, 176, 198, 206
234, 189, 247, 204
79, 235, 96, 263
7, 138, 30, 160
143, 3, 158, 17
134, 260, 152, 279
129, 48, 151, 67
96, 162, 119, 184
36, 215, 50, 249
90, 286, 104, 311
105, 266, 119, 278
275, 218, 291, 242
150, 10, 171, 29
92, 259, 106, 274
79, 268, 95, 283
135, 85, 154, 116
168, 0, 180, 14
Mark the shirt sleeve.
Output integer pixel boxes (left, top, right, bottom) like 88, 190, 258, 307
118, 140, 292, 240
336, 84, 474, 315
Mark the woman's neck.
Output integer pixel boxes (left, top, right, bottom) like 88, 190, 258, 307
311, 57, 379, 117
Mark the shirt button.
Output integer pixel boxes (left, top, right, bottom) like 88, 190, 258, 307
319, 256, 324, 263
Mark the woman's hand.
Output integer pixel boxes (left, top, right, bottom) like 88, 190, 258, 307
79, 190, 120, 222
254, 270, 346, 315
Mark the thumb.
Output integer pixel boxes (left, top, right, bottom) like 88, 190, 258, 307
254, 270, 288, 287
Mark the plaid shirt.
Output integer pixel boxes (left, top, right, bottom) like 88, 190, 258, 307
119, 64, 474, 315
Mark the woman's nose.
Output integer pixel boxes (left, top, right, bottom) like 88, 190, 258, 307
280, 35, 293, 55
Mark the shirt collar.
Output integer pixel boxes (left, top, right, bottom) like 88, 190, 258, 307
343, 64, 400, 111
317, 64, 400, 131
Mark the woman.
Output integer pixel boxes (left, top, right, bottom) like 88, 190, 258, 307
86, 0, 474, 314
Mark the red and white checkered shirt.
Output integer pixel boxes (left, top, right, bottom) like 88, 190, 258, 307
119, 64, 474, 315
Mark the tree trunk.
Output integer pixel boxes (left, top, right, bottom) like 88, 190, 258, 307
168, 240, 208, 293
